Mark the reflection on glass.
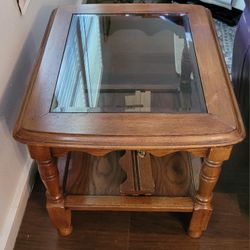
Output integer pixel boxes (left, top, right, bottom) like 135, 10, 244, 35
50, 14, 206, 113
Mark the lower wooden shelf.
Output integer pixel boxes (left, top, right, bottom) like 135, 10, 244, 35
65, 195, 194, 212
58, 150, 201, 212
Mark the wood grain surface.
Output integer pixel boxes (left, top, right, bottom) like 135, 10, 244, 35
61, 151, 195, 197
14, 140, 249, 250
12, 3, 246, 240
65, 151, 126, 195
13, 4, 245, 148
151, 152, 193, 196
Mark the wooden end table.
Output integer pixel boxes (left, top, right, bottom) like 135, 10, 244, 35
14, 4, 245, 238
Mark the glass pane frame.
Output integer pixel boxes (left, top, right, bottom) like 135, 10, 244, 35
50, 13, 207, 113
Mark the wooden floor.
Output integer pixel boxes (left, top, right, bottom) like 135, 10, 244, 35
14, 139, 249, 250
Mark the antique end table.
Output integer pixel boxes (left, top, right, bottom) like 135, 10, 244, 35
14, 4, 245, 238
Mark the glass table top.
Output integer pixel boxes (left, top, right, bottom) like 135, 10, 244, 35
51, 13, 206, 113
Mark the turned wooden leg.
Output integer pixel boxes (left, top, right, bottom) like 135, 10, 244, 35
188, 147, 232, 238
29, 146, 72, 236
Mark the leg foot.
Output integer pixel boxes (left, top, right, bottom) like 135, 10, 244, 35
188, 230, 202, 238
58, 226, 73, 236
47, 204, 72, 236
188, 206, 212, 238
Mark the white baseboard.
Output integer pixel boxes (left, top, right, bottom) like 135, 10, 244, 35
0, 159, 36, 250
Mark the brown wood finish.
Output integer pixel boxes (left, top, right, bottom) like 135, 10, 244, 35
13, 4, 245, 239
135, 152, 155, 195
13, 4, 244, 149
61, 151, 194, 197
151, 152, 193, 196
65, 151, 125, 195
120, 151, 155, 195
14, 139, 249, 250
28, 146, 72, 236
65, 196, 194, 212
188, 146, 232, 237
52, 147, 114, 157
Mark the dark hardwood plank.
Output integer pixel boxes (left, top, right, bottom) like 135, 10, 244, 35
129, 193, 249, 250
14, 193, 130, 250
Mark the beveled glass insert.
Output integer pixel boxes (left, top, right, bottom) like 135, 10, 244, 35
51, 14, 206, 113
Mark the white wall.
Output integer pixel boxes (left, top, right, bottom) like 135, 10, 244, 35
0, 0, 82, 249
232, 0, 245, 10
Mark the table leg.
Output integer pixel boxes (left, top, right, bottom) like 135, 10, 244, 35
188, 147, 232, 238
29, 146, 72, 236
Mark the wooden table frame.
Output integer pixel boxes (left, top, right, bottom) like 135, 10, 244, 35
14, 4, 245, 238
